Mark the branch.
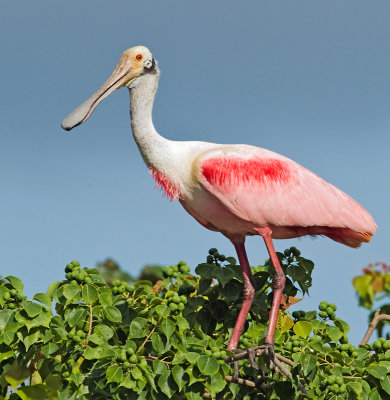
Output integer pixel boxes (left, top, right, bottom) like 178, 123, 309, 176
360, 309, 390, 345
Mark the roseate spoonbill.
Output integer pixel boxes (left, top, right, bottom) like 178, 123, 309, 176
62, 46, 377, 353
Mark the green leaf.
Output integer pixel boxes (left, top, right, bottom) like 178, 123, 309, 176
155, 305, 170, 318
326, 325, 343, 343
153, 359, 168, 375
88, 333, 106, 346
207, 372, 227, 395
185, 352, 201, 364
63, 285, 81, 301
129, 317, 149, 338
381, 376, 390, 395
84, 345, 115, 360
41, 342, 59, 357
17, 385, 48, 400
5, 360, 30, 388
197, 355, 219, 375
161, 318, 175, 339
82, 284, 98, 305
151, 332, 165, 354
347, 381, 363, 395
195, 263, 217, 279
106, 365, 123, 383
0, 350, 14, 362
120, 374, 137, 389
172, 365, 186, 391
23, 330, 40, 351
98, 286, 112, 306
214, 267, 234, 287
0, 309, 18, 331
103, 306, 122, 322
293, 321, 312, 338
158, 371, 176, 398
33, 293, 51, 308
5, 276, 24, 292
367, 365, 387, 380
300, 354, 316, 376
21, 300, 42, 318
68, 308, 87, 327
94, 324, 114, 340
334, 318, 350, 335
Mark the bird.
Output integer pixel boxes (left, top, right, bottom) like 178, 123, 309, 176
62, 46, 377, 353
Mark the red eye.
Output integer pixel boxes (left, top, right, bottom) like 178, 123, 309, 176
136, 54, 143, 61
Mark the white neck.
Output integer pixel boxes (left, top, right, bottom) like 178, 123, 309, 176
129, 71, 169, 168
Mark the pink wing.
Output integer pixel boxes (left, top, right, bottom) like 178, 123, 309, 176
195, 145, 377, 246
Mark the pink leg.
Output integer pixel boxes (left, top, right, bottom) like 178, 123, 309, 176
227, 240, 256, 351
256, 227, 286, 346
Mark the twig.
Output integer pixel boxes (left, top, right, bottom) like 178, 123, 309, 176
360, 309, 390, 345
225, 375, 257, 388
83, 305, 94, 347
137, 326, 156, 354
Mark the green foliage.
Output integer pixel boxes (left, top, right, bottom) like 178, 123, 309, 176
353, 262, 390, 337
0, 250, 389, 399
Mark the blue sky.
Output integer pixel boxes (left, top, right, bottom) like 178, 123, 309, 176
1, 1, 389, 344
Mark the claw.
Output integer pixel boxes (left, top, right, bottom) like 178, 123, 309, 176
264, 343, 275, 368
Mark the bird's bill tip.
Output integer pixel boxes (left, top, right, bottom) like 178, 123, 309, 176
61, 53, 140, 131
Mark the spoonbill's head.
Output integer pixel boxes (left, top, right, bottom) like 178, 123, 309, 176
61, 46, 156, 131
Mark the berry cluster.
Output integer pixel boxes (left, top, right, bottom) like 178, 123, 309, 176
292, 310, 307, 321
318, 301, 337, 320
322, 375, 347, 394
162, 261, 190, 278
206, 248, 226, 264
239, 331, 255, 349
67, 329, 87, 344
284, 246, 301, 263
204, 344, 227, 364
112, 280, 133, 295
285, 335, 307, 352
338, 343, 358, 358
117, 348, 147, 369
165, 290, 187, 313
2, 287, 26, 309
364, 337, 390, 355
65, 261, 93, 285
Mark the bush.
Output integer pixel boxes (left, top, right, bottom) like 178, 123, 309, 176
1, 249, 390, 399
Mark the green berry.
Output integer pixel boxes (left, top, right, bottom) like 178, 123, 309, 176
84, 277, 92, 284
340, 351, 349, 357
293, 340, 300, 347
165, 291, 175, 298
335, 377, 343, 385
172, 296, 181, 304
3, 292, 10, 301
218, 359, 225, 365
177, 303, 185, 311
327, 376, 336, 385
118, 285, 126, 293
65, 264, 74, 272
299, 340, 305, 347
219, 254, 226, 261
68, 332, 74, 339
129, 355, 138, 363
374, 340, 382, 349
8, 303, 16, 309
172, 272, 179, 278
123, 361, 131, 368
339, 344, 349, 351
71, 261, 80, 267
72, 335, 81, 343
179, 295, 187, 304
339, 384, 346, 393
351, 351, 358, 358
165, 269, 173, 277
220, 350, 227, 359
213, 351, 221, 358
77, 330, 86, 339
285, 342, 293, 350
319, 311, 328, 319
326, 307, 334, 315
206, 255, 214, 263
205, 350, 212, 356
284, 249, 291, 256
169, 303, 178, 311
383, 341, 390, 349
293, 347, 300, 353
208, 248, 218, 255
171, 265, 178, 273
65, 272, 72, 280
329, 303, 337, 311
10, 289, 17, 296
320, 301, 328, 308
126, 348, 135, 356
319, 303, 327, 311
